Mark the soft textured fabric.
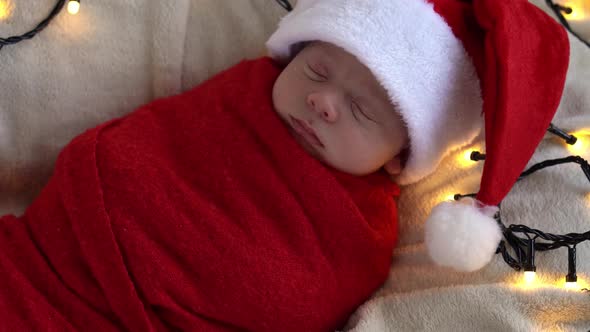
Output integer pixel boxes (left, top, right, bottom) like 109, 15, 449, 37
2, 0, 589, 330
0, 57, 400, 331
0, 0, 286, 216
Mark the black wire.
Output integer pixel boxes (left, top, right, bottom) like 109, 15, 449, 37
518, 155, 590, 181
548, 123, 578, 145
456, 155, 590, 271
497, 156, 590, 270
545, 0, 590, 48
275, 0, 293, 12
0, 0, 67, 51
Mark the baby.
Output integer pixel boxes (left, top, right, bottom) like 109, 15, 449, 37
272, 41, 410, 177
0, 0, 568, 331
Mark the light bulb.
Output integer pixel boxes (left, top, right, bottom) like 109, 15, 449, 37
457, 148, 483, 168
567, 132, 588, 156
0, 0, 13, 20
565, 281, 579, 290
464, 150, 474, 162
67, 0, 80, 15
524, 270, 536, 284
523, 240, 537, 285
441, 193, 460, 202
562, 0, 588, 20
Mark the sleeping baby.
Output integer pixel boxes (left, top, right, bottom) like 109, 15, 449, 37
0, 0, 568, 331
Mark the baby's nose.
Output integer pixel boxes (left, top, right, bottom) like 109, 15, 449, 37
307, 92, 339, 122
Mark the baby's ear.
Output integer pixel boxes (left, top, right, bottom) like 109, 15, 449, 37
383, 157, 402, 175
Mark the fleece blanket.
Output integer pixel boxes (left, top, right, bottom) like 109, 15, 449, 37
0, 0, 286, 215
1, 0, 589, 331
0, 57, 401, 331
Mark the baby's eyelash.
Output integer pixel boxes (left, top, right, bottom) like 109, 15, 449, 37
351, 101, 376, 123
305, 63, 328, 81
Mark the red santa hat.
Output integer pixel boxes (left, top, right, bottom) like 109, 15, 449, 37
267, 0, 569, 271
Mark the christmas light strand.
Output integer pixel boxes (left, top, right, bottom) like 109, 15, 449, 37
0, 0, 76, 52
548, 123, 578, 145
469, 123, 581, 161
456, 153, 590, 286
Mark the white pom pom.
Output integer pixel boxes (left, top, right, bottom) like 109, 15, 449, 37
425, 198, 502, 272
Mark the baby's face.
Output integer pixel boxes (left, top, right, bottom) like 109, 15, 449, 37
272, 41, 409, 176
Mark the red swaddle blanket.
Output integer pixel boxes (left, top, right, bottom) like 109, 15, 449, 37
0, 58, 399, 331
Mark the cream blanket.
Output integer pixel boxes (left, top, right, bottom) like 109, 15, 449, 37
1, 0, 589, 331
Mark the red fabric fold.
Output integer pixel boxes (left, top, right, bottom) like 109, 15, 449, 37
0, 57, 399, 331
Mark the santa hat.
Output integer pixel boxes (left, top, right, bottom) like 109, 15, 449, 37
267, 0, 569, 271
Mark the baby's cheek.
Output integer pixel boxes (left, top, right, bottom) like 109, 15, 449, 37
331, 135, 374, 163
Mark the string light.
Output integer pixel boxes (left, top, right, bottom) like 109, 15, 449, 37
565, 276, 589, 290
456, 155, 590, 292
67, 0, 80, 15
469, 151, 486, 161
523, 270, 537, 284
0, 0, 78, 51
456, 147, 484, 168
523, 239, 537, 284
546, 0, 590, 47
548, 123, 577, 145
443, 194, 456, 202
0, 0, 13, 20
510, 273, 589, 290
566, 130, 589, 155
565, 245, 578, 288
463, 150, 474, 162
560, 0, 588, 21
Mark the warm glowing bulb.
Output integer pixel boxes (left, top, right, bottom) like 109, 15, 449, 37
464, 150, 473, 162
566, 131, 589, 156
456, 148, 482, 168
67, 0, 80, 15
565, 281, 579, 290
0, 0, 13, 20
524, 271, 536, 284
562, 0, 588, 20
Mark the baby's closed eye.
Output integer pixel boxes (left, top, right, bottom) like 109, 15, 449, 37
304, 62, 328, 82
351, 100, 375, 123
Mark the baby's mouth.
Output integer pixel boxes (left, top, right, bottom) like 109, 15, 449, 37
289, 115, 324, 148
